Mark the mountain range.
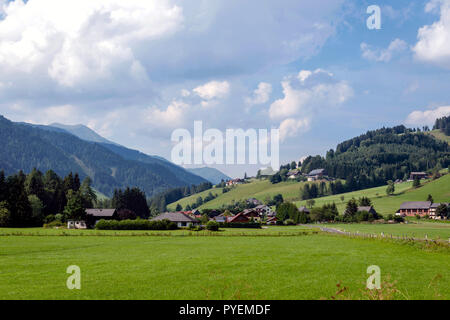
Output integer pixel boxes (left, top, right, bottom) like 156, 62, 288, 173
0, 115, 229, 197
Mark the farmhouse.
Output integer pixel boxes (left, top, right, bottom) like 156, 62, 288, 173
287, 170, 301, 179
254, 204, 274, 217
266, 216, 278, 225
228, 212, 250, 223
151, 212, 199, 228
409, 172, 428, 181
397, 202, 431, 217
429, 203, 449, 220
226, 178, 245, 186
298, 206, 310, 214
357, 206, 378, 215
247, 198, 262, 206
85, 209, 118, 228
307, 169, 327, 181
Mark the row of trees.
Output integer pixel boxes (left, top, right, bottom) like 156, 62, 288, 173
434, 116, 450, 136
0, 170, 96, 227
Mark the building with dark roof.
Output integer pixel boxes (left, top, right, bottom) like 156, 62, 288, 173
85, 209, 117, 228
307, 169, 327, 181
151, 212, 199, 228
398, 201, 431, 217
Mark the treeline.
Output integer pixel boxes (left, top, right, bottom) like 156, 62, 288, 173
0, 169, 96, 227
300, 125, 450, 193
300, 180, 346, 200
434, 116, 450, 136
148, 182, 213, 213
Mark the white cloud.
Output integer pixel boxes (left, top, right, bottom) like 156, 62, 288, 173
413, 0, 450, 69
245, 82, 272, 105
144, 100, 190, 128
269, 70, 353, 120
279, 118, 310, 142
0, 0, 183, 87
405, 105, 450, 126
193, 80, 230, 104
361, 39, 408, 62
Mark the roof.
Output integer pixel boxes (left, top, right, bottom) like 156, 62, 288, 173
228, 212, 250, 223
431, 203, 449, 208
399, 202, 431, 209
410, 172, 427, 175
85, 209, 116, 217
358, 206, 375, 212
308, 169, 325, 176
298, 206, 310, 213
151, 212, 198, 223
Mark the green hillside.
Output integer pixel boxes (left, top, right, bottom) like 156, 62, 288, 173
428, 129, 450, 145
168, 179, 309, 210
168, 172, 450, 215
296, 173, 450, 215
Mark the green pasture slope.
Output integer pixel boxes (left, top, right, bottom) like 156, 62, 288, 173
169, 172, 449, 215
169, 179, 309, 210
0, 229, 449, 300
296, 173, 450, 215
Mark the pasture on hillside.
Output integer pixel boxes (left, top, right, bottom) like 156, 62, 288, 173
0, 231, 449, 300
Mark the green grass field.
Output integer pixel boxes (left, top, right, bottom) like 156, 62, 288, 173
323, 222, 450, 240
1, 230, 449, 300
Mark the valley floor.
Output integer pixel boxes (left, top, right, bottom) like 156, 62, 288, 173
0, 224, 449, 300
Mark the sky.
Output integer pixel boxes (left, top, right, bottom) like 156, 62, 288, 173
1, 0, 450, 178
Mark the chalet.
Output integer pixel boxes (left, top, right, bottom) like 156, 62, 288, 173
213, 214, 228, 223
85, 209, 118, 228
266, 216, 278, 225
228, 212, 250, 223
241, 208, 262, 221
151, 212, 199, 228
247, 198, 262, 206
287, 170, 301, 179
298, 206, 310, 214
409, 172, 428, 181
307, 169, 327, 181
226, 178, 244, 186
397, 202, 431, 217
254, 204, 274, 217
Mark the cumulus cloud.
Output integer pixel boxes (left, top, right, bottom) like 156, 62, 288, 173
269, 70, 353, 120
405, 105, 450, 126
279, 118, 310, 142
0, 0, 183, 88
245, 82, 272, 105
413, 0, 450, 69
361, 39, 408, 62
144, 100, 190, 128
269, 69, 352, 141
193, 81, 230, 100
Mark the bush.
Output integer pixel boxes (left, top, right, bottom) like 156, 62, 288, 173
44, 214, 56, 224
95, 219, 178, 230
206, 220, 219, 231
284, 219, 296, 226
44, 220, 65, 228
55, 213, 64, 222
394, 216, 404, 223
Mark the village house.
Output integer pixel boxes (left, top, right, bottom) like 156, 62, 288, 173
307, 169, 327, 181
254, 204, 274, 217
228, 212, 251, 223
85, 208, 118, 228
357, 206, 378, 215
226, 178, 245, 187
298, 206, 310, 214
397, 202, 431, 217
429, 203, 449, 220
266, 216, 278, 225
247, 198, 262, 206
287, 170, 302, 179
409, 172, 428, 181
151, 212, 199, 228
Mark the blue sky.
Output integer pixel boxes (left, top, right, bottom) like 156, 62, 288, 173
0, 0, 449, 178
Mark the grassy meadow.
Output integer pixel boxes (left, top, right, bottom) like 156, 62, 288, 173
0, 229, 449, 300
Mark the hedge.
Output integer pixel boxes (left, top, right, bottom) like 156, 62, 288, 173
219, 222, 261, 229
95, 219, 177, 230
